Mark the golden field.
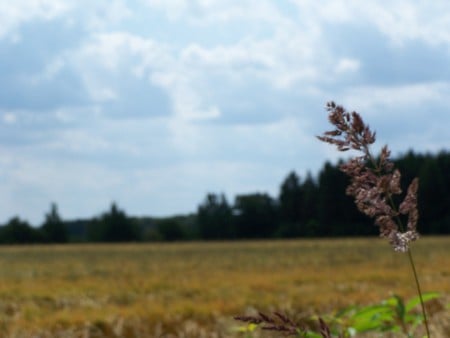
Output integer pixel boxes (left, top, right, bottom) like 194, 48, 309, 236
0, 237, 448, 337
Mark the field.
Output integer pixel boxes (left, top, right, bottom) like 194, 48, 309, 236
0, 237, 448, 337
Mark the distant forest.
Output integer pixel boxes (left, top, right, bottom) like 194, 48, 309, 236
1, 150, 449, 244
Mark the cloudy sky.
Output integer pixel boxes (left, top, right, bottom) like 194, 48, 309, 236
1, 0, 449, 224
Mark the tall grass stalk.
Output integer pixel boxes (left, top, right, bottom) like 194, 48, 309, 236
353, 114, 430, 337
318, 101, 430, 337
235, 102, 434, 337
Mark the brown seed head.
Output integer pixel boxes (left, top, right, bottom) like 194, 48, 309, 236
318, 102, 420, 252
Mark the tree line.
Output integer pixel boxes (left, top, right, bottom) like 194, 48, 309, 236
1, 150, 449, 244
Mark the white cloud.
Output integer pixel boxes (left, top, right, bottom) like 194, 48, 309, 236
144, 0, 189, 21
0, 0, 449, 223
335, 58, 360, 74
290, 0, 450, 46
0, 155, 125, 223
64, 32, 172, 106
342, 82, 449, 112
2, 112, 17, 124
150, 19, 324, 122
361, 1, 450, 46
83, 0, 133, 30
0, 0, 70, 39
145, 0, 283, 25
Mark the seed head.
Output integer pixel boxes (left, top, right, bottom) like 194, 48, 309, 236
318, 102, 420, 252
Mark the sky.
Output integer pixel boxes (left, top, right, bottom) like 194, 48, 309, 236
1, 0, 449, 225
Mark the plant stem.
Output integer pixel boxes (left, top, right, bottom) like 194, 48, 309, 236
407, 248, 430, 337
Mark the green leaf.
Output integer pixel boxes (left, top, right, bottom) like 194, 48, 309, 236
383, 295, 400, 307
404, 313, 421, 324
303, 332, 324, 338
348, 304, 395, 332
384, 324, 401, 333
335, 305, 358, 318
405, 292, 440, 312
393, 295, 406, 321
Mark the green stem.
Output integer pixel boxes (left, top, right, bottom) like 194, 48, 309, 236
407, 248, 430, 337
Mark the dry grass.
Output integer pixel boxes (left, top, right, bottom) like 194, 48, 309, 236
0, 237, 448, 337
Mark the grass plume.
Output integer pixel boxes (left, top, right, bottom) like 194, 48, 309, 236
317, 101, 430, 336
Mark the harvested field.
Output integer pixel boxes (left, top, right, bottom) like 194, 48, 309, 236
0, 237, 448, 337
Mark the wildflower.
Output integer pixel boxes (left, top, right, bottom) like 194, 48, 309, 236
318, 102, 419, 252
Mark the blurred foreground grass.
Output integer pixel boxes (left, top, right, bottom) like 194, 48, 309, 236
0, 237, 448, 337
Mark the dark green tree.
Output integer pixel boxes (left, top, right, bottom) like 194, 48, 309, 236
233, 193, 278, 238
197, 193, 234, 239
0, 217, 43, 244
435, 151, 450, 234
156, 218, 186, 241
317, 162, 345, 236
317, 161, 371, 236
41, 203, 68, 243
395, 150, 450, 234
88, 203, 141, 242
300, 172, 320, 236
278, 171, 303, 237
418, 157, 447, 234
395, 150, 424, 188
